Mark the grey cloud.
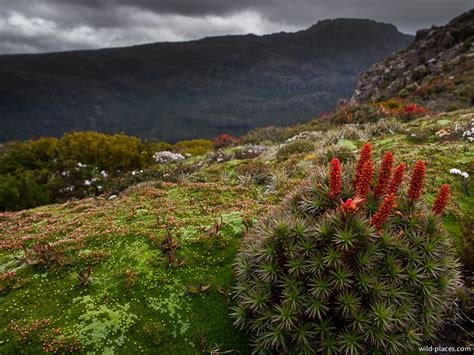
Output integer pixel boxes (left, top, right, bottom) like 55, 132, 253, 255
0, 0, 472, 54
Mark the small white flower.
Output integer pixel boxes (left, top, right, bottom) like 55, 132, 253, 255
100, 170, 109, 178
97, 185, 103, 191
450, 168, 470, 179
84, 179, 92, 186
132, 171, 136, 176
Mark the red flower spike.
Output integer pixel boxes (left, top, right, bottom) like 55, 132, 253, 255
387, 163, 406, 194
408, 160, 426, 203
371, 193, 397, 229
355, 160, 374, 198
374, 151, 393, 197
353, 143, 372, 187
329, 158, 342, 199
433, 184, 450, 215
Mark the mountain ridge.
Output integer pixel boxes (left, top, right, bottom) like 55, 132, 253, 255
0, 18, 413, 143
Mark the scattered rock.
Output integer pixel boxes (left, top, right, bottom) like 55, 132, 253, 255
352, 10, 474, 107
153, 151, 186, 163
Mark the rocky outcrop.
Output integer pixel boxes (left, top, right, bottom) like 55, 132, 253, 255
352, 10, 474, 108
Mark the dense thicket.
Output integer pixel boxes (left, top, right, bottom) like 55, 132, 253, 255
0, 132, 152, 211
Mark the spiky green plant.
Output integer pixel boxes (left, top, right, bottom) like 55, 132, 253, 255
231, 145, 461, 354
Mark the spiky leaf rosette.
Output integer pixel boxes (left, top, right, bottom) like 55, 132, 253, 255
232, 149, 461, 354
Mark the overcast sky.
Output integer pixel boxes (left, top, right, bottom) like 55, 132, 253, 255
0, 0, 472, 54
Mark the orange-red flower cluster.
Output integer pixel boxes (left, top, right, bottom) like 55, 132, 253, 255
408, 160, 426, 202
327, 147, 445, 231
339, 197, 365, 213
353, 143, 371, 187
374, 151, 393, 197
355, 160, 374, 198
329, 158, 342, 199
402, 104, 425, 114
371, 193, 397, 229
433, 184, 450, 215
387, 163, 405, 194
213, 134, 241, 149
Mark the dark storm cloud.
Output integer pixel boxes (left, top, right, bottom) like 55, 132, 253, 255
0, 0, 472, 54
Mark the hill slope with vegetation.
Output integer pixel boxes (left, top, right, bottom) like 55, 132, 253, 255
0, 18, 412, 143
353, 9, 474, 111
1, 106, 473, 353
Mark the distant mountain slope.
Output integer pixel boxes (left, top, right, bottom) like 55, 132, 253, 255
0, 18, 413, 143
352, 10, 474, 109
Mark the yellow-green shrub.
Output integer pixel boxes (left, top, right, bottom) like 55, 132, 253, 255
57, 131, 152, 171
173, 139, 213, 156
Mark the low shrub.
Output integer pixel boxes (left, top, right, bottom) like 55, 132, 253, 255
214, 134, 241, 149
398, 104, 426, 121
414, 79, 455, 98
149, 141, 173, 153
322, 142, 357, 163
0, 131, 153, 211
232, 144, 461, 354
277, 140, 314, 161
243, 126, 293, 144
331, 103, 384, 125
379, 99, 402, 111
173, 139, 213, 156
235, 161, 272, 185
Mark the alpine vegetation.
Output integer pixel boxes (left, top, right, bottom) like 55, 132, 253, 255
231, 144, 462, 354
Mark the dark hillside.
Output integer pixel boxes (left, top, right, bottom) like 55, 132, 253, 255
0, 18, 412, 142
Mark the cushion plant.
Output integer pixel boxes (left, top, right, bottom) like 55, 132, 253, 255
231, 144, 462, 354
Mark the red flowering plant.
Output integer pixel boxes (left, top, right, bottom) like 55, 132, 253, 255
373, 152, 393, 197
329, 158, 342, 199
371, 193, 397, 229
377, 100, 426, 121
353, 143, 371, 188
232, 143, 461, 354
355, 159, 374, 200
387, 162, 406, 194
398, 103, 426, 121
433, 184, 450, 215
408, 160, 426, 203
213, 134, 241, 149
339, 196, 366, 213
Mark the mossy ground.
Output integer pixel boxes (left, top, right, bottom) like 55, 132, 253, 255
0, 183, 271, 353
0, 109, 473, 353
